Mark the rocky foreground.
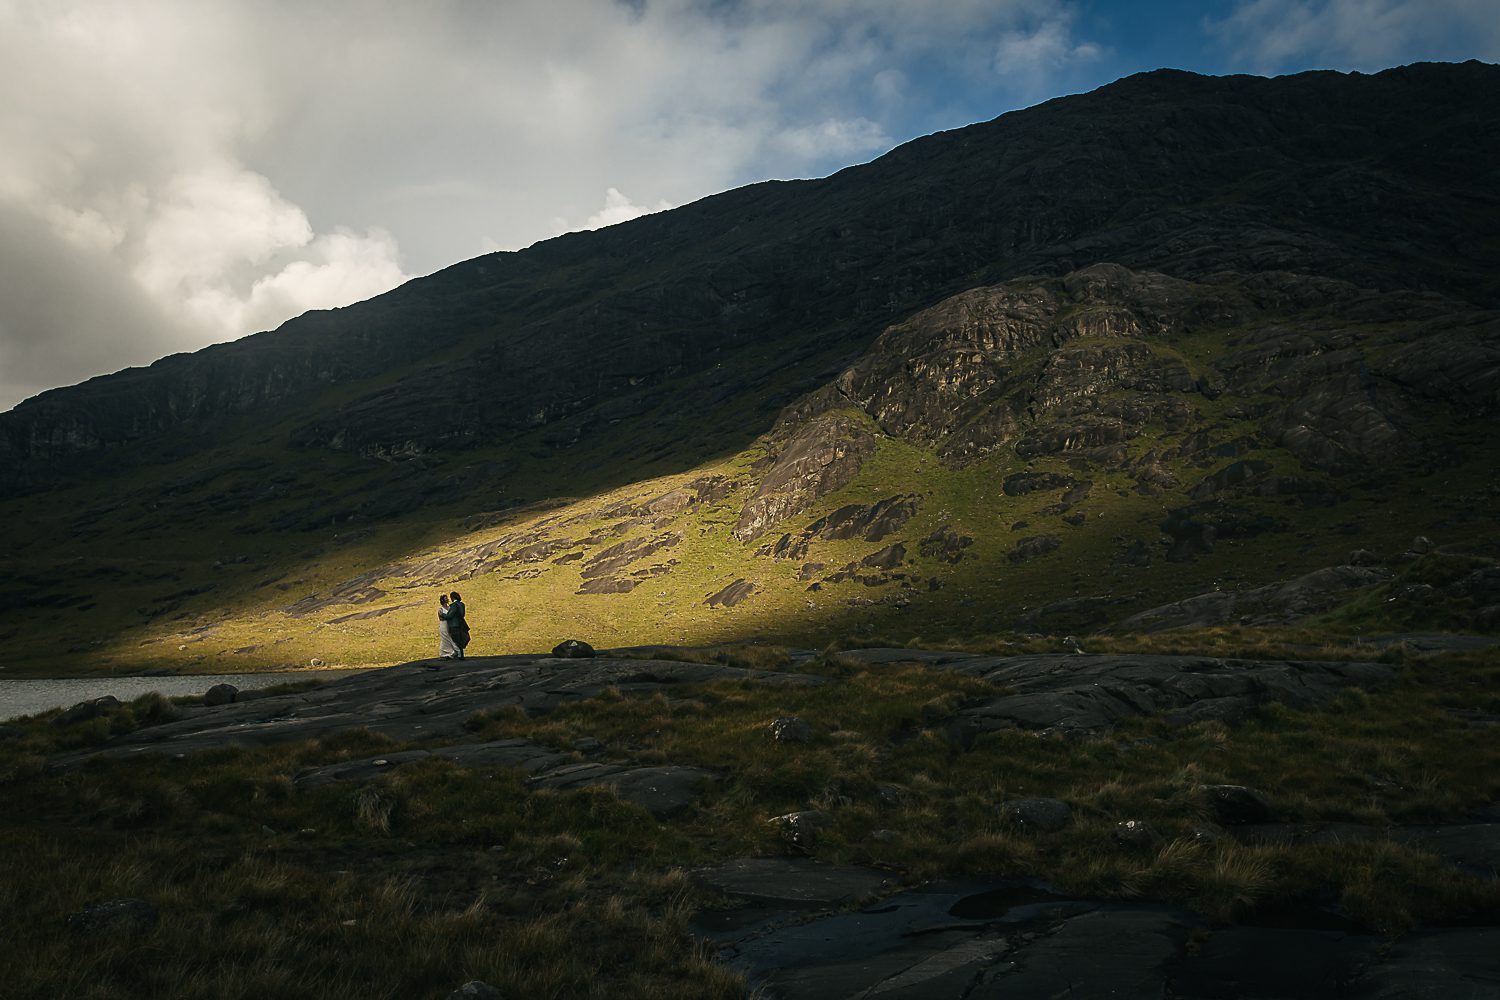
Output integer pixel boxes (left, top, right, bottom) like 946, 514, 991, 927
43, 645, 1500, 998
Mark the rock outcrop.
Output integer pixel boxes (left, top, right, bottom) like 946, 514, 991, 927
734, 413, 876, 542
827, 647, 1394, 739
293, 738, 712, 818
1116, 565, 1393, 632
48, 654, 827, 766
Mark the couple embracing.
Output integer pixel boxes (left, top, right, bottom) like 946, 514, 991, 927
437, 590, 470, 660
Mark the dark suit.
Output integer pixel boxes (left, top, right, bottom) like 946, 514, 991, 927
447, 600, 469, 656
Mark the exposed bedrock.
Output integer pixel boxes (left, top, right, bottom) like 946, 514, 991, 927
698, 866, 1500, 1000
47, 655, 827, 767
293, 739, 712, 818
1116, 565, 1393, 632
734, 412, 876, 542
746, 261, 1497, 535
828, 648, 1393, 740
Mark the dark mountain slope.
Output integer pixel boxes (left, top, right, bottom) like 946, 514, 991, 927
2, 61, 1497, 494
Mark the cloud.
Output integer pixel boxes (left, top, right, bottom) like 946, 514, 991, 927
0, 201, 192, 405
772, 117, 893, 162
1210, 0, 1500, 72
0, 0, 1109, 411
0, 0, 414, 410
993, 13, 1105, 93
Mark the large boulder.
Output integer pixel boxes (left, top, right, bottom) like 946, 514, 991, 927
203, 683, 238, 706
768, 717, 813, 743
551, 639, 595, 659
55, 695, 120, 725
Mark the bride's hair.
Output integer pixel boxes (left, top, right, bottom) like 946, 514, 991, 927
440, 593, 449, 605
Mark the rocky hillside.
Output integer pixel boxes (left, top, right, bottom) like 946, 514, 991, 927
1, 63, 1498, 672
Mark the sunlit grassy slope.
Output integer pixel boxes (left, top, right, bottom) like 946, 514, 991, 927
6, 374, 1496, 677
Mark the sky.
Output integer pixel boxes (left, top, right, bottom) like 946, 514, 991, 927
1, 0, 1497, 413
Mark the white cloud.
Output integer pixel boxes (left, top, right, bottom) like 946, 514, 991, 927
993, 14, 1104, 92
772, 117, 893, 162
195, 228, 409, 338
134, 164, 313, 298
1211, 0, 1500, 72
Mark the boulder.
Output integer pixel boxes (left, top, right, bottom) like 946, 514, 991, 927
768, 717, 812, 743
859, 543, 906, 571
1203, 784, 1273, 825
705, 579, 756, 608
203, 683, 238, 706
1000, 797, 1072, 833
1348, 549, 1382, 567
551, 639, 595, 658
1390, 583, 1435, 603
66, 898, 159, 935
1410, 536, 1436, 554
768, 810, 831, 852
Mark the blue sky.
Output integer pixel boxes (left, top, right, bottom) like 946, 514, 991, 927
1, 0, 1497, 410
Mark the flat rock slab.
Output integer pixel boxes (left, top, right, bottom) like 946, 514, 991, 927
703, 873, 1500, 1000
1170, 927, 1379, 998
831, 648, 983, 667
1363, 633, 1500, 652
692, 857, 897, 907
293, 738, 712, 818
936, 653, 1394, 736
49, 654, 826, 768
1351, 929, 1500, 999
532, 763, 712, 818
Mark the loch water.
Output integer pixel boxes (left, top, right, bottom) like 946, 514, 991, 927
0, 671, 354, 721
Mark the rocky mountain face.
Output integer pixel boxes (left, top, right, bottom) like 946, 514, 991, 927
1, 62, 1499, 668
739, 263, 1498, 547
2, 61, 1497, 494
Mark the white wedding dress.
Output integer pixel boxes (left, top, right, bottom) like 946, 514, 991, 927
438, 607, 458, 659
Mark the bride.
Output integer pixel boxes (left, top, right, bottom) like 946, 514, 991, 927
437, 593, 459, 660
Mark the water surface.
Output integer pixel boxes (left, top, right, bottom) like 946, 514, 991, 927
0, 671, 355, 722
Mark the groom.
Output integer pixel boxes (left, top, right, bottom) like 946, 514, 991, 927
447, 590, 469, 658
